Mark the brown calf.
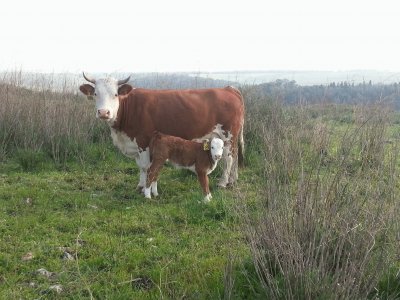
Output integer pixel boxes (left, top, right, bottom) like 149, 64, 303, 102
144, 132, 224, 202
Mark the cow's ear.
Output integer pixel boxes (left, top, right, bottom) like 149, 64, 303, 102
118, 84, 133, 96
79, 84, 95, 97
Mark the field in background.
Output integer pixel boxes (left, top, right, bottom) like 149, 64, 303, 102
0, 73, 399, 298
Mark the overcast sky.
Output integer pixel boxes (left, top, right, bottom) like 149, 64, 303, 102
0, 0, 399, 73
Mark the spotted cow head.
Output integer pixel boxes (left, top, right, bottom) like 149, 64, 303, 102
79, 72, 132, 123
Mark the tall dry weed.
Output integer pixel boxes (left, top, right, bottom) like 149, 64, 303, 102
0, 72, 109, 164
238, 95, 400, 299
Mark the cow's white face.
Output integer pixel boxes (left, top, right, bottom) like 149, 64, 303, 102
210, 138, 224, 162
93, 78, 120, 122
79, 74, 132, 123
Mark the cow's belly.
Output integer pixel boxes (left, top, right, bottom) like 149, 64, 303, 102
170, 161, 196, 174
110, 129, 140, 159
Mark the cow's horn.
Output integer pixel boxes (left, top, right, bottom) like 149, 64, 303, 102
118, 76, 131, 85
83, 72, 96, 84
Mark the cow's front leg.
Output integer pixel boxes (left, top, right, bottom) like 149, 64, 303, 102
135, 148, 151, 193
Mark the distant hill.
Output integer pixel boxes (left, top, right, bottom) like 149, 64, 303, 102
0, 72, 238, 92
190, 70, 400, 86
130, 73, 238, 89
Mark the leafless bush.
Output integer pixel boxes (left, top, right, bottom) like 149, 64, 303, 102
312, 120, 329, 155
353, 103, 389, 169
238, 95, 400, 299
0, 72, 109, 164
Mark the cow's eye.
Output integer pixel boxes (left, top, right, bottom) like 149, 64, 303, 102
94, 93, 97, 96
115, 94, 118, 97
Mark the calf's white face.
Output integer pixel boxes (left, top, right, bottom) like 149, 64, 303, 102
210, 138, 224, 162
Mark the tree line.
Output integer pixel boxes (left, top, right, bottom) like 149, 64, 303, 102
256, 79, 400, 109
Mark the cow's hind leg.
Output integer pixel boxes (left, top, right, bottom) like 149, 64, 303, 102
218, 142, 233, 188
144, 157, 164, 199
228, 143, 239, 185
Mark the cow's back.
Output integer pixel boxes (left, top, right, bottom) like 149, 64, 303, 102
113, 87, 244, 149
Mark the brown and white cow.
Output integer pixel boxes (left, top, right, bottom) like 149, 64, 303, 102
79, 72, 244, 191
145, 132, 224, 202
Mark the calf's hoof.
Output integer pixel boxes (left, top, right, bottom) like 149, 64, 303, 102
203, 194, 212, 203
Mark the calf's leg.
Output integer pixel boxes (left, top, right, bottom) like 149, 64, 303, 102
144, 157, 165, 199
197, 170, 212, 202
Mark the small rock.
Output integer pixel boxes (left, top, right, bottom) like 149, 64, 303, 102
22, 252, 34, 261
28, 282, 37, 288
63, 251, 75, 261
36, 268, 56, 279
88, 204, 98, 209
25, 198, 33, 205
49, 284, 63, 294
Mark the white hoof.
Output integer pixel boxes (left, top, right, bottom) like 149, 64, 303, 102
151, 182, 158, 197
144, 187, 152, 199
203, 194, 212, 203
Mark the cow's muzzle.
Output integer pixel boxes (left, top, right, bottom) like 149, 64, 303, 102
98, 109, 111, 119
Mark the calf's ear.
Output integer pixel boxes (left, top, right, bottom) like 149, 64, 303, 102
79, 84, 95, 97
118, 84, 133, 96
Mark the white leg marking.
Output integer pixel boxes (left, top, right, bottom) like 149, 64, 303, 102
219, 144, 233, 188
151, 181, 158, 197
203, 193, 212, 203
136, 168, 146, 189
135, 148, 151, 190
144, 186, 152, 199
229, 151, 239, 184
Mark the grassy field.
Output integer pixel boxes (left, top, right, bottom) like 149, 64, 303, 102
0, 150, 254, 299
1, 75, 400, 299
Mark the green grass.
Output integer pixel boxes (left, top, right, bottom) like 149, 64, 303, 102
0, 149, 251, 299
1, 97, 400, 299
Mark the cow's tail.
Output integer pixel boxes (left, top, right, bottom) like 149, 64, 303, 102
225, 86, 245, 168
238, 120, 245, 167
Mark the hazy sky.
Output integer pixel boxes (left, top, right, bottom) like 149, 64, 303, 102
0, 0, 399, 73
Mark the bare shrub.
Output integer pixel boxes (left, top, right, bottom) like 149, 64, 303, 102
353, 103, 389, 169
312, 120, 329, 155
238, 96, 400, 299
0, 72, 109, 164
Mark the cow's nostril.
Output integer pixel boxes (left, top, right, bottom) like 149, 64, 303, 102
98, 109, 111, 119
